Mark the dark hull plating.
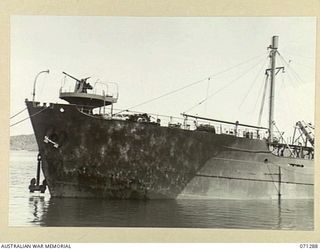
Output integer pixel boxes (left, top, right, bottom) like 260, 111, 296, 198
26, 101, 314, 199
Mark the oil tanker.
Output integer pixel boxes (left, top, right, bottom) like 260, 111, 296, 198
25, 36, 314, 199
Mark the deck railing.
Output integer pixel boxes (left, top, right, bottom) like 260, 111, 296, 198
60, 77, 119, 99
76, 105, 269, 140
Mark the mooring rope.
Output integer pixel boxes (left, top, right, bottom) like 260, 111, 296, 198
10, 107, 27, 119
10, 106, 50, 127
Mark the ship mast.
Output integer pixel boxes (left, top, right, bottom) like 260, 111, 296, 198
268, 36, 279, 144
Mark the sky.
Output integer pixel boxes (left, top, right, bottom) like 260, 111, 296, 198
10, 16, 316, 138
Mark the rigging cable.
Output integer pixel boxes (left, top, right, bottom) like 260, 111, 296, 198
278, 67, 293, 126
10, 106, 49, 127
10, 107, 27, 119
114, 52, 267, 115
251, 68, 268, 116
238, 56, 269, 109
278, 51, 314, 123
278, 58, 300, 88
289, 60, 314, 71
204, 77, 211, 114
282, 61, 299, 87
258, 74, 269, 127
281, 49, 315, 60
277, 51, 305, 85
279, 70, 290, 118
183, 56, 267, 114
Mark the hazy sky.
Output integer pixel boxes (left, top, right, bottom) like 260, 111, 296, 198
10, 16, 316, 137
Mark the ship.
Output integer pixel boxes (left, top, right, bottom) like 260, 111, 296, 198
25, 36, 314, 199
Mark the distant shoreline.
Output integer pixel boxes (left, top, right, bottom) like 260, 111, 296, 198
10, 134, 37, 151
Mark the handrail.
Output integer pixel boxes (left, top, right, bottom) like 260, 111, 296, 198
74, 105, 266, 140
182, 113, 268, 130
60, 76, 118, 99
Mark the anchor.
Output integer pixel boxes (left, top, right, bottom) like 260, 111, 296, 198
28, 153, 47, 193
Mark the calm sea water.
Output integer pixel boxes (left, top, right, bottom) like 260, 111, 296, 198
9, 150, 314, 229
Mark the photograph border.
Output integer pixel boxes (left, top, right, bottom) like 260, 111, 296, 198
0, 0, 319, 243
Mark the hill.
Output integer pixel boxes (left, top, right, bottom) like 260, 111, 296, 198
10, 134, 38, 151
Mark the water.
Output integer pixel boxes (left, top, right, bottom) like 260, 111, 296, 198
9, 150, 314, 229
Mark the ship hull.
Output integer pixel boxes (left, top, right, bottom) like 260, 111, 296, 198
26, 101, 314, 199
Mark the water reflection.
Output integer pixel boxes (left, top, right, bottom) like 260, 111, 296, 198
277, 201, 282, 230
28, 196, 47, 224
10, 150, 314, 230
26, 196, 313, 230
